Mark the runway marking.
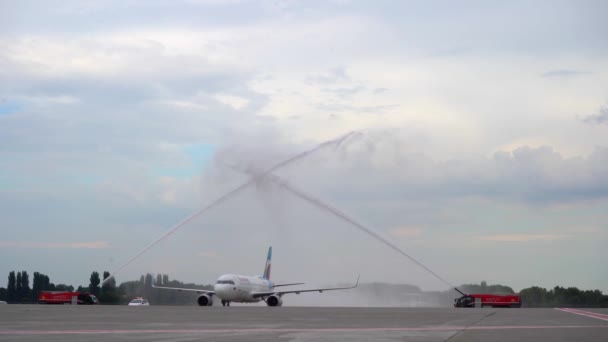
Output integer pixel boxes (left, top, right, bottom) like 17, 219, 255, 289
1, 325, 607, 335
556, 308, 608, 322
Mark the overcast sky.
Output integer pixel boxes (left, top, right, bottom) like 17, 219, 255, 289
1, 0, 607, 295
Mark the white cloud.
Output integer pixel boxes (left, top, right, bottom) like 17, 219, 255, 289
160, 100, 208, 110
213, 93, 250, 110
159, 188, 178, 205
582, 105, 608, 125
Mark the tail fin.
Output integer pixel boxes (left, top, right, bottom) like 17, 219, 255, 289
262, 246, 272, 280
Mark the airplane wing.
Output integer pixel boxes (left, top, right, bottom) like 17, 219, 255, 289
273, 282, 305, 288
152, 284, 215, 295
252, 276, 359, 299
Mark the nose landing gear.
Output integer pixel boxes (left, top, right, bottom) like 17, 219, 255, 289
221, 300, 231, 307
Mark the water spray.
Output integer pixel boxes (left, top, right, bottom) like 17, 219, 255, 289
231, 166, 462, 294
102, 131, 361, 285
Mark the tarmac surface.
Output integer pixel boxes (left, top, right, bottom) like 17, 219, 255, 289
1, 305, 607, 341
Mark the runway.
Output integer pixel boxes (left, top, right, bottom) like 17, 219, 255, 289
1, 305, 607, 341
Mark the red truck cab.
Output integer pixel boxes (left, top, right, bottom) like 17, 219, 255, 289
38, 291, 99, 305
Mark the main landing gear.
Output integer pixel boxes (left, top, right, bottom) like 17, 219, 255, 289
221, 300, 231, 307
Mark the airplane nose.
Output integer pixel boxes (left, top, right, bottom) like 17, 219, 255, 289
214, 284, 230, 297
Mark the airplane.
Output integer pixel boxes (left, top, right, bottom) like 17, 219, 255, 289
152, 246, 359, 307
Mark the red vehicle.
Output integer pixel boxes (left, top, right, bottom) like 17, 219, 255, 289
454, 293, 521, 308
38, 291, 99, 305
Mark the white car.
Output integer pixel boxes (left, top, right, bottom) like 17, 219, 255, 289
128, 298, 150, 306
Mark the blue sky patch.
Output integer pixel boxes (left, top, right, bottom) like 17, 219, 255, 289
0, 101, 22, 116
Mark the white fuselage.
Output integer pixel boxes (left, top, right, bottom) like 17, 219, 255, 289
213, 274, 273, 303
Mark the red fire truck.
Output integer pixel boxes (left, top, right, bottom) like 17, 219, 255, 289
38, 291, 99, 305
454, 293, 521, 308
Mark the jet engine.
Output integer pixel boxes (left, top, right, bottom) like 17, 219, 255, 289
266, 294, 283, 307
197, 294, 214, 306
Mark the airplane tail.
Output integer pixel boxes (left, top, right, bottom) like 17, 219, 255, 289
262, 246, 272, 280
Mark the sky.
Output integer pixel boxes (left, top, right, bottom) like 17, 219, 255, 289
1, 0, 607, 296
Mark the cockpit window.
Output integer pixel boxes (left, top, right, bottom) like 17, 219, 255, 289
216, 280, 235, 285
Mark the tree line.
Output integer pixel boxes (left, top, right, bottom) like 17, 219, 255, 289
0, 270, 125, 304
457, 281, 515, 295
0, 271, 75, 303
0, 270, 212, 305
519, 286, 608, 307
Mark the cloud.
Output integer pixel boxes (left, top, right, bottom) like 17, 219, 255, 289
321, 85, 366, 97
478, 234, 569, 242
213, 93, 250, 110
306, 67, 350, 85
0, 241, 110, 249
315, 103, 399, 114
373, 88, 388, 94
159, 187, 178, 205
0, 30, 270, 200
280, 135, 608, 205
541, 70, 592, 78
581, 105, 608, 125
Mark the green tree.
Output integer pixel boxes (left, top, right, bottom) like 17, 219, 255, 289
31, 272, 52, 302
520, 286, 548, 307
519, 286, 608, 307
144, 273, 153, 300
582, 290, 604, 307
89, 272, 101, 297
7, 271, 16, 303
552, 286, 565, 306
0, 287, 6, 301
565, 287, 582, 306
54, 284, 74, 292
102, 272, 114, 287
139, 275, 145, 296
99, 271, 119, 304
459, 282, 514, 295
153, 273, 163, 303
32, 272, 41, 302
16, 272, 22, 303
41, 274, 51, 290
20, 271, 30, 302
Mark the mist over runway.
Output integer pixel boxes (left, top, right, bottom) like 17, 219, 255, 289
1, 305, 607, 342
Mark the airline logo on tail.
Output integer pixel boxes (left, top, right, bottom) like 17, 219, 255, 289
263, 246, 272, 280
